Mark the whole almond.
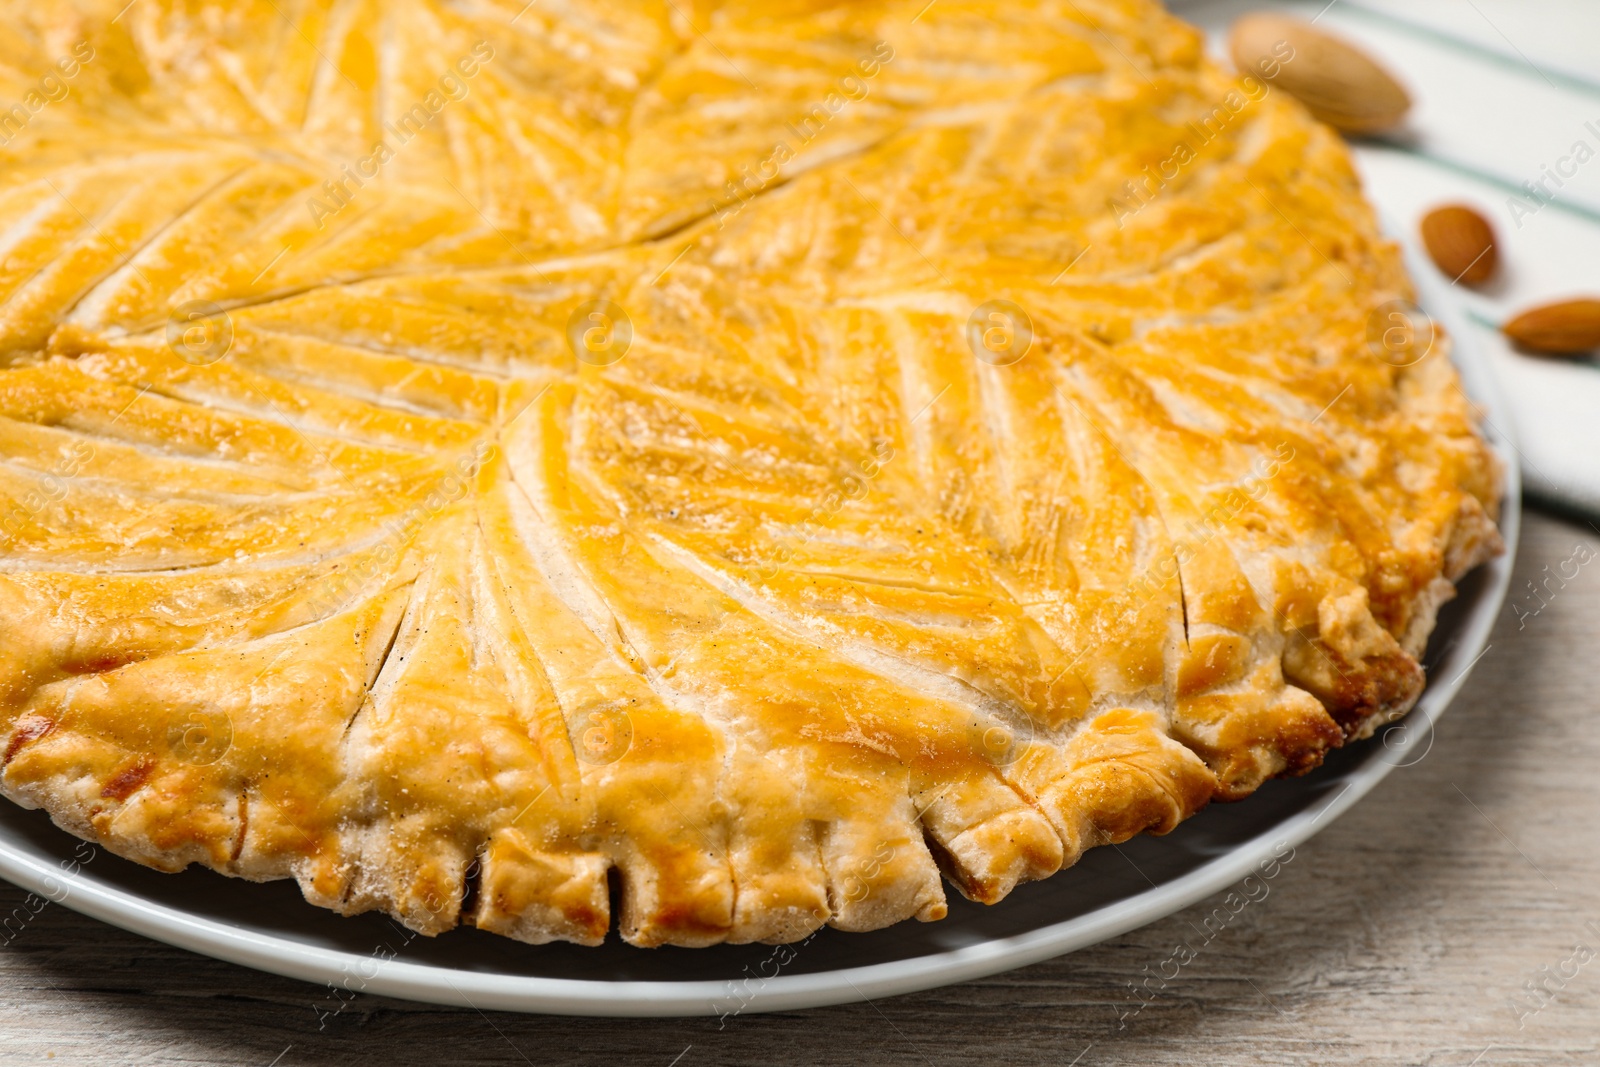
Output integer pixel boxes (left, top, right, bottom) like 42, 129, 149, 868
1230, 13, 1411, 134
1503, 299, 1600, 355
1420, 204, 1497, 285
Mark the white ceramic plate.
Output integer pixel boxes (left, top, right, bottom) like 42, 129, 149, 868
0, 238, 1519, 1018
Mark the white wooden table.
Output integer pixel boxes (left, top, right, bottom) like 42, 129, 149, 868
5, 2, 1600, 1063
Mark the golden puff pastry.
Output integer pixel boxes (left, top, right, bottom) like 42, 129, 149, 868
0, 0, 1500, 947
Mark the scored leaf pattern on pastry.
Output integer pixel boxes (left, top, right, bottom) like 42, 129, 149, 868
0, 0, 1501, 946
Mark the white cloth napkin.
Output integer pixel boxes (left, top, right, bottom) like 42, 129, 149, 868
1175, 0, 1600, 518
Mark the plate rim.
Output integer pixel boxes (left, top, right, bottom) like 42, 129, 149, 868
0, 236, 1521, 1018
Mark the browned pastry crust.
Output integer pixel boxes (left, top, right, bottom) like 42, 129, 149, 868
0, 0, 1501, 946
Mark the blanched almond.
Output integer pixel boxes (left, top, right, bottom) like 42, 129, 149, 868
1503, 299, 1600, 355
1230, 13, 1411, 134
1420, 204, 1497, 286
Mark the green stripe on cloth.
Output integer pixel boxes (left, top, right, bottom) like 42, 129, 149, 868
1335, 1, 1600, 100
1361, 142, 1600, 229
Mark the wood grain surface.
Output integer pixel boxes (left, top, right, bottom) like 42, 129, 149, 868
1, 506, 1596, 1066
